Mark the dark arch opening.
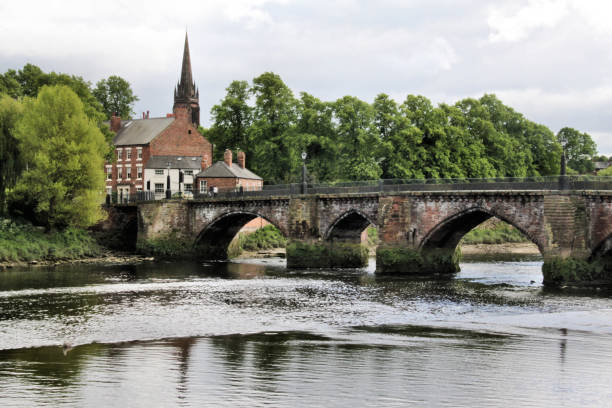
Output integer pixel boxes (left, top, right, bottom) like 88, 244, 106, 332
326, 210, 376, 244
590, 233, 612, 261
420, 208, 542, 257
195, 212, 285, 260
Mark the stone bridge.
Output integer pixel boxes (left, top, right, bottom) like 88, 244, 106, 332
135, 190, 612, 285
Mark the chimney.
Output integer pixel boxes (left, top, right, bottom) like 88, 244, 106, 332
224, 149, 232, 167
110, 113, 121, 132
237, 151, 245, 169
146, 110, 150, 119
142, 112, 145, 119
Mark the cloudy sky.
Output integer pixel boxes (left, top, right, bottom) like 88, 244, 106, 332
1, 0, 612, 153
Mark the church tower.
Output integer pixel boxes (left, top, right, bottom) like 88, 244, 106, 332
173, 32, 200, 126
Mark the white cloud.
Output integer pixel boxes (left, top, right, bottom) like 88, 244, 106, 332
487, 0, 569, 43
590, 132, 612, 156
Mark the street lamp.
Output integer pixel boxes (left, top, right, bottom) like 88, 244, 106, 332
559, 149, 568, 190
301, 151, 307, 194
166, 161, 172, 199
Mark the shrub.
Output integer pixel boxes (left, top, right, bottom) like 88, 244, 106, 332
0, 218, 102, 262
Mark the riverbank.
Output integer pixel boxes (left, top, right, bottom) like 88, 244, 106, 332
0, 250, 154, 270
461, 242, 540, 255
236, 242, 541, 260
0, 218, 151, 270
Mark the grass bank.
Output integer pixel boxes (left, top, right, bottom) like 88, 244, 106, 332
461, 219, 529, 245
228, 225, 287, 258
0, 218, 102, 263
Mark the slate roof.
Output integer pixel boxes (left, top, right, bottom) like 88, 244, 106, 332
594, 161, 611, 170
196, 161, 262, 180
145, 155, 203, 170
111, 117, 174, 146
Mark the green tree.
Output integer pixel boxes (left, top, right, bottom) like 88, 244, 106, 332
0, 69, 21, 98
8, 85, 107, 230
375, 94, 427, 179
250, 72, 297, 183
3, 64, 106, 124
0, 95, 24, 213
291, 92, 339, 182
557, 127, 597, 174
209, 80, 252, 161
333, 95, 381, 180
93, 75, 139, 119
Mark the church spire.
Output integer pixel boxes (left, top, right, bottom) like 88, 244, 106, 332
173, 32, 200, 126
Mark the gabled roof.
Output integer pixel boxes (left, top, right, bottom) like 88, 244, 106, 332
594, 161, 611, 170
196, 161, 262, 180
145, 155, 203, 170
112, 117, 174, 146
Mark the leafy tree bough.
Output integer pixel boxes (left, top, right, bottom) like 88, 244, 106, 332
206, 72, 597, 185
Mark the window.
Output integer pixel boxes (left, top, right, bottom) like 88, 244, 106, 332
137, 148, 142, 160
126, 167, 132, 179
126, 149, 132, 160
136, 187, 142, 192
155, 183, 164, 193
106, 187, 112, 195
199, 180, 207, 193
155, 169, 164, 175
117, 149, 122, 161
118, 167, 123, 180
184, 170, 193, 176
106, 167, 112, 180
137, 166, 143, 179
185, 183, 193, 192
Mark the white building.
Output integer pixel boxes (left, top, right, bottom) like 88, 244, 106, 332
144, 156, 202, 199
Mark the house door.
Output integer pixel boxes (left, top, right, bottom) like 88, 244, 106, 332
118, 186, 130, 203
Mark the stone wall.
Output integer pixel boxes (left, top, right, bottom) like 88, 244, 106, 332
132, 190, 612, 285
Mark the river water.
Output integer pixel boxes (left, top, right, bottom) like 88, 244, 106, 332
1, 257, 611, 407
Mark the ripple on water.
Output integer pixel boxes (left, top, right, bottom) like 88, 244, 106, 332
1, 259, 612, 407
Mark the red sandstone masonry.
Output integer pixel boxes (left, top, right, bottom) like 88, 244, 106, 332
149, 112, 212, 170
137, 191, 612, 262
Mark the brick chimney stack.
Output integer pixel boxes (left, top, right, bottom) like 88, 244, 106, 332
224, 149, 232, 167
237, 151, 245, 169
110, 113, 121, 132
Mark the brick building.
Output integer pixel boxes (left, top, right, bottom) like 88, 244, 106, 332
195, 149, 263, 194
105, 33, 212, 200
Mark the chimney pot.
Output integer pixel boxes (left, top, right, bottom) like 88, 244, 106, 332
224, 149, 233, 167
110, 114, 121, 132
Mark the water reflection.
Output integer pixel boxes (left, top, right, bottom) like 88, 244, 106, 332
1, 258, 612, 407
3, 325, 611, 407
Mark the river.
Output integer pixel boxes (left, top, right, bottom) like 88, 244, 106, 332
1, 257, 611, 407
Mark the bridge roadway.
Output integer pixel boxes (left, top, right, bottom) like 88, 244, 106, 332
128, 177, 612, 286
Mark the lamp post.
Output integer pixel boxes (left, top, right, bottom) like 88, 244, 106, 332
166, 162, 172, 199
560, 148, 568, 190
301, 151, 307, 194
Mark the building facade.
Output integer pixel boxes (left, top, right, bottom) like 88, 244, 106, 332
105, 33, 212, 201
195, 150, 263, 195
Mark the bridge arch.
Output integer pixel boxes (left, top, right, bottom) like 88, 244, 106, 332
325, 209, 377, 243
194, 211, 287, 260
419, 207, 544, 254
590, 232, 612, 261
